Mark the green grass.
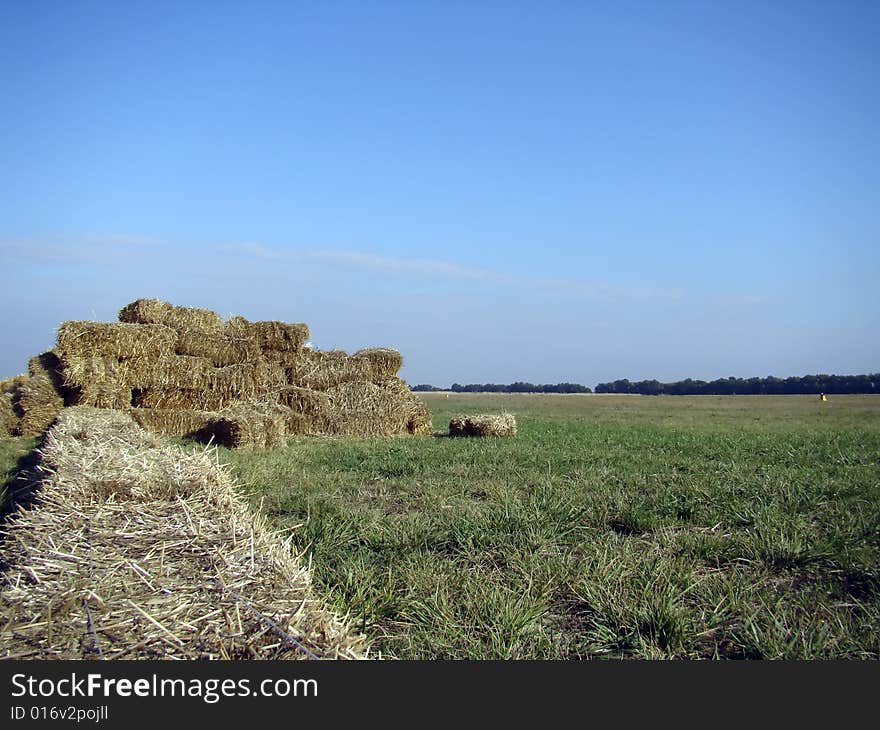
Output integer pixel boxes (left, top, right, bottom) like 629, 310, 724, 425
1, 395, 878, 658
217, 394, 880, 659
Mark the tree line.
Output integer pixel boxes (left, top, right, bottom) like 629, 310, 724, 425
594, 374, 880, 395
411, 373, 880, 395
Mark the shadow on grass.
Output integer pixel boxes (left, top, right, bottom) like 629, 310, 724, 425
0, 440, 44, 524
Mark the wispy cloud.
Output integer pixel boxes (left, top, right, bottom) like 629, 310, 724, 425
229, 243, 511, 282
3, 233, 690, 303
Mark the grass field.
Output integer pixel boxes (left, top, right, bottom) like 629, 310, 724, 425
2, 394, 879, 658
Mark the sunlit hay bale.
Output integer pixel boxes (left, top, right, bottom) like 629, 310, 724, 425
72, 382, 132, 410
58, 321, 177, 360
60, 353, 213, 392
174, 328, 261, 366
208, 360, 286, 399
0, 407, 365, 659
275, 386, 332, 436
212, 402, 288, 449
0, 375, 28, 394
27, 351, 70, 399
128, 407, 220, 439
277, 349, 401, 391
322, 378, 433, 436
352, 348, 404, 380
132, 387, 236, 411
226, 315, 310, 354
0, 391, 18, 436
118, 298, 224, 334
382, 377, 433, 436
14, 373, 66, 437
448, 413, 517, 437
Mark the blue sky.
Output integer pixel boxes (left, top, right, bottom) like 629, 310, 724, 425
1, 0, 878, 385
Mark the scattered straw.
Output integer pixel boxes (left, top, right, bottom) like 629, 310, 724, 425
0, 407, 366, 659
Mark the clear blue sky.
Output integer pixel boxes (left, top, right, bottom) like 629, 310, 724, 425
1, 0, 878, 385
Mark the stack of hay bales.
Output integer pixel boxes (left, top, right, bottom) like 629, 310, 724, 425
449, 413, 517, 437
2, 298, 432, 446
0, 407, 365, 659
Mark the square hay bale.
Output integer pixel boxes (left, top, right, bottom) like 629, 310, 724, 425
128, 408, 220, 439
71, 382, 132, 410
322, 378, 433, 436
60, 353, 216, 391
227, 316, 310, 353
208, 360, 285, 398
0, 375, 27, 436
174, 328, 261, 366
15, 374, 65, 436
0, 391, 18, 437
118, 298, 224, 334
352, 348, 403, 379
58, 321, 177, 359
449, 413, 517, 437
274, 387, 332, 436
277, 349, 400, 391
212, 402, 289, 449
132, 388, 237, 411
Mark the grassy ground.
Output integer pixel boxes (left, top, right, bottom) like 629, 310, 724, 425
1, 395, 877, 658
219, 394, 880, 659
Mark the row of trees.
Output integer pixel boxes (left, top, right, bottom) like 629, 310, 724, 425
594, 374, 880, 395
412, 374, 880, 395
411, 382, 592, 393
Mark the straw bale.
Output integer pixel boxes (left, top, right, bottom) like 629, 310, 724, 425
71, 382, 132, 410
174, 328, 261, 366
0, 392, 18, 437
449, 413, 517, 437
212, 402, 289, 449
58, 321, 177, 359
0, 407, 365, 659
273, 387, 332, 436
322, 378, 433, 436
15, 374, 65, 436
227, 316, 310, 353
277, 349, 401, 391
61, 353, 215, 391
352, 348, 404, 379
132, 388, 235, 411
119, 298, 224, 334
0, 374, 28, 395
128, 408, 219, 439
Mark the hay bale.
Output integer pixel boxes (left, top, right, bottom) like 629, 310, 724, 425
0, 391, 18, 437
209, 360, 285, 398
322, 378, 433, 436
227, 316, 310, 353
0, 407, 365, 659
0, 375, 27, 437
274, 387, 332, 436
132, 388, 236, 411
58, 321, 177, 359
174, 328, 261, 366
449, 413, 517, 437
119, 298, 224, 334
276, 349, 400, 391
352, 348, 404, 379
128, 408, 219, 439
212, 402, 289, 449
14, 370, 66, 437
71, 382, 132, 410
